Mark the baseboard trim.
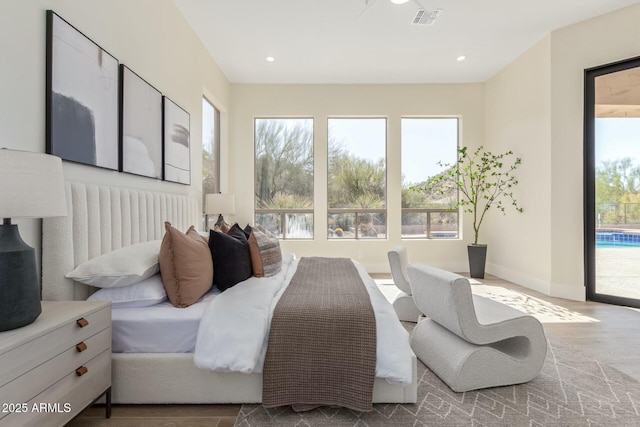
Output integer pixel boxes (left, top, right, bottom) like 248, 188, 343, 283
486, 263, 551, 295
486, 263, 585, 302
550, 282, 586, 302
370, 261, 467, 275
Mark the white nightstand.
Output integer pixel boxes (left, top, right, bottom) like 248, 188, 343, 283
0, 301, 111, 427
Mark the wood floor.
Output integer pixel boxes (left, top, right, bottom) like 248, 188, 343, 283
475, 274, 640, 382
67, 404, 238, 426
66, 274, 640, 426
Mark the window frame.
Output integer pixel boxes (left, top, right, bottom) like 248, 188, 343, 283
202, 96, 220, 221
400, 116, 460, 240
253, 117, 315, 240
327, 116, 388, 240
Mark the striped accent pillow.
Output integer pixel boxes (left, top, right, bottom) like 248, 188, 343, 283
248, 228, 282, 277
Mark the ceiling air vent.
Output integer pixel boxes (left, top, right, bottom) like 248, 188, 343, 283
411, 8, 442, 25
412, 9, 425, 25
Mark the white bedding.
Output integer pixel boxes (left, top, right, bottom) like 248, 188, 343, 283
194, 254, 414, 387
111, 288, 220, 353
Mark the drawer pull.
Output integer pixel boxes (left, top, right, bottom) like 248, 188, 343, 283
76, 342, 88, 352
76, 366, 88, 377
76, 318, 89, 328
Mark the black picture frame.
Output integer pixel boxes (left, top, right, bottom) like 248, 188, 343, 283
46, 10, 119, 170
119, 65, 163, 179
163, 97, 191, 185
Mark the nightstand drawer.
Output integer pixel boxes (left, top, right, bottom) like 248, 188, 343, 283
0, 327, 110, 406
0, 305, 110, 388
0, 349, 111, 427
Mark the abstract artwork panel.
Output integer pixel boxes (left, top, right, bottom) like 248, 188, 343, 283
46, 10, 119, 170
120, 65, 163, 179
163, 97, 191, 185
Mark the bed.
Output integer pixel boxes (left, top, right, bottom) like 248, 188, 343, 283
41, 181, 417, 405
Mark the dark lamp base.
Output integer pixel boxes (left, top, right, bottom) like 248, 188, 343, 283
214, 214, 226, 228
0, 223, 42, 332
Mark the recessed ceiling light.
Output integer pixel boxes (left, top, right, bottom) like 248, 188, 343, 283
457, 56, 466, 62
390, 0, 410, 4
266, 56, 275, 62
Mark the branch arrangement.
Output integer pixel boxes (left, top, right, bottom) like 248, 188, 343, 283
412, 146, 523, 245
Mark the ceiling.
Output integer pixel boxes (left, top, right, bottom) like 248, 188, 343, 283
596, 68, 640, 118
174, 0, 640, 84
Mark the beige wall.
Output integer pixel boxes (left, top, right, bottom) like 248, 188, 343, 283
482, 2, 640, 300
229, 84, 484, 272
229, 2, 640, 291
4, 0, 639, 298
548, 3, 640, 299
483, 35, 553, 295
0, 0, 230, 272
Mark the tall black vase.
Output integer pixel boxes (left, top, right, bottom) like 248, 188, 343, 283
0, 223, 42, 332
467, 244, 487, 279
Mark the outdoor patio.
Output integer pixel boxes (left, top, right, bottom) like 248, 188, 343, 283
596, 246, 640, 300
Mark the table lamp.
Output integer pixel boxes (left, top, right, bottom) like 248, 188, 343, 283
205, 193, 235, 229
0, 149, 67, 332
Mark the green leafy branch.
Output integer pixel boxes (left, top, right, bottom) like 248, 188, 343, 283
411, 146, 523, 245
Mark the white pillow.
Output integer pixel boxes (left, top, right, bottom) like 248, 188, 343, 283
66, 240, 162, 288
87, 274, 167, 308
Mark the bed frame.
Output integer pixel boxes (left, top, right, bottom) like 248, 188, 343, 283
42, 182, 417, 404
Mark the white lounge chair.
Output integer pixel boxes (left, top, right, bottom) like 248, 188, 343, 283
387, 246, 422, 322
408, 264, 547, 392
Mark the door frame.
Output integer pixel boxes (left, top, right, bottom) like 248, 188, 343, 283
584, 55, 640, 307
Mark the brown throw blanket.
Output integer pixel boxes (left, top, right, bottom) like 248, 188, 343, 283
262, 257, 377, 412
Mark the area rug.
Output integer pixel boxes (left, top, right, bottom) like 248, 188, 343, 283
234, 337, 640, 426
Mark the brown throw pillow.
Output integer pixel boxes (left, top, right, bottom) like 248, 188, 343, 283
159, 222, 213, 307
191, 226, 209, 245
247, 227, 282, 278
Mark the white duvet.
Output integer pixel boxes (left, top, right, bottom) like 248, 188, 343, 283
194, 253, 414, 387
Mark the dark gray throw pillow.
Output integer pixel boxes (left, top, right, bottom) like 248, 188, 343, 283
209, 225, 252, 291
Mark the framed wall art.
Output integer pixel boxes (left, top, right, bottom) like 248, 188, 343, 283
46, 10, 119, 170
163, 97, 191, 185
119, 65, 163, 179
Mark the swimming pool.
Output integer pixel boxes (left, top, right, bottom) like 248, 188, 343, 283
596, 231, 640, 247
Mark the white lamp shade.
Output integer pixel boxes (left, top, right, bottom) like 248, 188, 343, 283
0, 149, 67, 219
205, 193, 235, 215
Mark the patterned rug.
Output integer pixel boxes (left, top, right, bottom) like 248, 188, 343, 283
234, 336, 640, 426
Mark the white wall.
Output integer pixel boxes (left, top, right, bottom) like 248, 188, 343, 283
229, 4, 640, 296
483, 35, 553, 295
5, 0, 638, 298
229, 84, 484, 272
481, 2, 640, 301
548, 3, 640, 300
0, 0, 230, 275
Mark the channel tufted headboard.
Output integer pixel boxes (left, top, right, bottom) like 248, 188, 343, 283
42, 181, 200, 301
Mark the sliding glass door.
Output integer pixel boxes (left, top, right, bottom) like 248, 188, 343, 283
585, 56, 640, 307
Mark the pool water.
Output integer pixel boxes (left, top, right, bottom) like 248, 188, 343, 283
596, 231, 640, 248
597, 241, 640, 248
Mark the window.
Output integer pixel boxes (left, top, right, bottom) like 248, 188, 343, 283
401, 118, 459, 239
328, 118, 386, 239
254, 118, 314, 239
202, 97, 220, 228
